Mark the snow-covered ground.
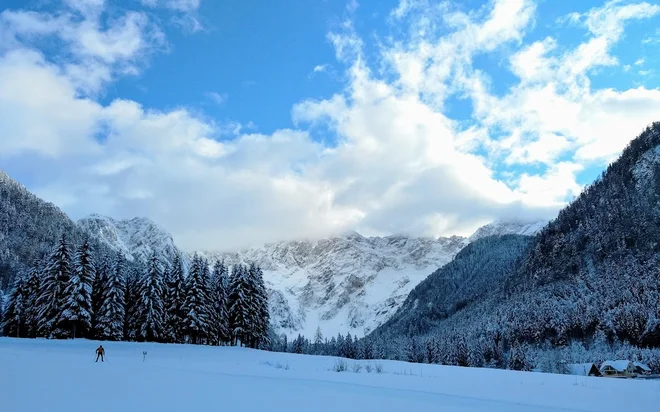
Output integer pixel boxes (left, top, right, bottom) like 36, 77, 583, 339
1, 338, 657, 412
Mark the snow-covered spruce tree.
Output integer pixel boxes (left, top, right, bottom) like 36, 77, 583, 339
253, 265, 270, 348
22, 263, 42, 338
58, 239, 95, 338
136, 253, 165, 342
228, 264, 252, 346
182, 254, 210, 344
36, 234, 72, 338
164, 254, 186, 343
456, 334, 469, 367
208, 259, 229, 345
245, 263, 269, 349
508, 342, 532, 371
91, 255, 110, 335
2, 275, 27, 337
95, 254, 125, 341
123, 263, 143, 341
200, 257, 214, 344
406, 337, 425, 363
426, 338, 439, 364
314, 326, 324, 345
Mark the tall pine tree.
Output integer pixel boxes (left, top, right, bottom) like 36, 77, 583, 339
2, 275, 27, 337
96, 254, 125, 341
92, 255, 110, 335
36, 234, 71, 338
228, 264, 251, 347
182, 255, 210, 344
59, 239, 95, 338
22, 263, 42, 338
123, 262, 144, 341
246, 263, 270, 349
164, 254, 186, 343
136, 253, 165, 342
209, 259, 229, 345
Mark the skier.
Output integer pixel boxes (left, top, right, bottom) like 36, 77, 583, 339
95, 345, 105, 362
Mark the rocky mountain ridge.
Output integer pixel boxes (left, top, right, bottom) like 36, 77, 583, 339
78, 215, 546, 339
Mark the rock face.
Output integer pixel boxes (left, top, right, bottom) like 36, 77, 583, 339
77, 214, 180, 268
195, 220, 545, 340
197, 233, 468, 339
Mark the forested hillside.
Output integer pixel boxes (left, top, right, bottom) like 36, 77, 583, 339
363, 123, 660, 371
377, 235, 533, 338
0, 170, 112, 290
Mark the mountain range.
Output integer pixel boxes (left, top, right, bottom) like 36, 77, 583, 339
0, 167, 546, 339
74, 215, 545, 339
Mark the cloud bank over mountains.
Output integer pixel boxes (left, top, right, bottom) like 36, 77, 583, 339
1, 0, 659, 251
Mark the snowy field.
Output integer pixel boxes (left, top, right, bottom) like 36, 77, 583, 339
1, 338, 658, 412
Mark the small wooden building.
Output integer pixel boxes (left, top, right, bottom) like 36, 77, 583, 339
599, 360, 637, 378
567, 363, 601, 377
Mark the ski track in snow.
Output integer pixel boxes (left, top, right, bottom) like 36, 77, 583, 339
2, 338, 658, 412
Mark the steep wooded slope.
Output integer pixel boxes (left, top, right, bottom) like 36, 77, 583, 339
369, 122, 660, 357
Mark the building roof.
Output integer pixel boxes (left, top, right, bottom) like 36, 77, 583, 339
633, 361, 651, 372
600, 360, 631, 372
568, 363, 599, 376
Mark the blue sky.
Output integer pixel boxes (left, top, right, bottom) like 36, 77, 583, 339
1, 0, 660, 250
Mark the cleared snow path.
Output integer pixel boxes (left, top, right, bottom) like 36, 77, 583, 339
1, 338, 657, 412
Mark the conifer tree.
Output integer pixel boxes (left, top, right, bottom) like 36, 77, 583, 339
59, 239, 95, 338
250, 264, 270, 349
228, 264, 251, 346
314, 326, 324, 345
23, 263, 42, 338
92, 255, 110, 334
36, 234, 71, 338
426, 338, 439, 364
209, 259, 229, 345
456, 335, 469, 367
182, 255, 210, 344
508, 342, 531, 371
362, 337, 374, 359
123, 263, 143, 341
200, 257, 214, 344
96, 254, 125, 340
136, 253, 165, 342
242, 263, 261, 348
164, 254, 186, 343
2, 275, 27, 337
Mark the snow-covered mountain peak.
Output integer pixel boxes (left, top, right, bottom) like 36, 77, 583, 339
77, 214, 179, 266
467, 219, 546, 243
196, 232, 469, 339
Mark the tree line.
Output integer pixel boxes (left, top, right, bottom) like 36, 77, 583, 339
1, 234, 270, 348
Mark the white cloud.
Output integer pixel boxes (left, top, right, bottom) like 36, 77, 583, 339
313, 64, 328, 73
205, 91, 228, 105
0, 4, 165, 94
141, 0, 204, 32
516, 162, 584, 207
1, 0, 660, 251
308, 64, 330, 79
346, 0, 359, 14
141, 0, 200, 12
